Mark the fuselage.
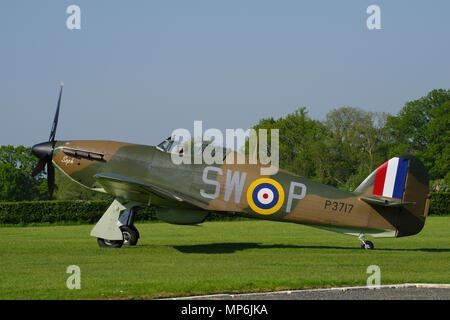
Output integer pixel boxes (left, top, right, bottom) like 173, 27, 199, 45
51, 140, 426, 238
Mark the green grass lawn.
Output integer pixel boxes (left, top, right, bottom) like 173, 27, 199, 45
0, 217, 449, 299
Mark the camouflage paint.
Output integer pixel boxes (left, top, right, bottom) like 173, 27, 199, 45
52, 140, 430, 238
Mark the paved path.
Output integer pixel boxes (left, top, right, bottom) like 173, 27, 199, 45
167, 284, 450, 300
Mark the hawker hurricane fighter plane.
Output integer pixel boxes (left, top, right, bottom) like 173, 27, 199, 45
31, 84, 431, 249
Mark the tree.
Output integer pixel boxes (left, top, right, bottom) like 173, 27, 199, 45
422, 100, 450, 182
0, 145, 48, 201
385, 89, 450, 180
322, 107, 388, 189
249, 107, 329, 179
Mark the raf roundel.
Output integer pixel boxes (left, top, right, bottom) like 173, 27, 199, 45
247, 178, 285, 215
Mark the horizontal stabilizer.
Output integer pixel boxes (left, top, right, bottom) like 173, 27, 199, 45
361, 196, 415, 207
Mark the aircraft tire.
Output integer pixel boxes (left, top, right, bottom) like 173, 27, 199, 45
97, 238, 124, 248
120, 225, 139, 246
361, 241, 374, 250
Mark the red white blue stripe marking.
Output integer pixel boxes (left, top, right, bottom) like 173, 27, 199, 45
373, 157, 409, 199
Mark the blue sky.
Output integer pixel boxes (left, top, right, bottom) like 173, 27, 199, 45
0, 0, 449, 147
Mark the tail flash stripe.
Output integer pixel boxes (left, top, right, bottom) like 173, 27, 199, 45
392, 158, 409, 199
373, 161, 388, 196
383, 157, 400, 198
373, 157, 410, 199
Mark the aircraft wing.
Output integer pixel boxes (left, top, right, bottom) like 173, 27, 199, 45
94, 173, 209, 209
361, 196, 415, 207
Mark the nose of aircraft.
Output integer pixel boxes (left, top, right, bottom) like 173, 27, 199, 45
31, 141, 55, 160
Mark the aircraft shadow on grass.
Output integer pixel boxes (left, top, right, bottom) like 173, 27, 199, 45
170, 242, 450, 254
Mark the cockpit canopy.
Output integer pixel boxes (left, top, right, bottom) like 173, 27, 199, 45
156, 135, 231, 160
156, 136, 175, 153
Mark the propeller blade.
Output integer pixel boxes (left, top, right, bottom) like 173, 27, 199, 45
47, 162, 55, 197
31, 158, 47, 177
49, 82, 64, 142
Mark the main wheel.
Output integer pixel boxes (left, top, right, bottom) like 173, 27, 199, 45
97, 238, 124, 248
361, 241, 374, 250
120, 225, 139, 246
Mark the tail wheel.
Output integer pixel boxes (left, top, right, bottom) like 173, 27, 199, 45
120, 225, 139, 246
361, 241, 374, 250
97, 238, 124, 248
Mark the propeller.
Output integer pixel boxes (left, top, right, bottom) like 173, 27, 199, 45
31, 82, 64, 197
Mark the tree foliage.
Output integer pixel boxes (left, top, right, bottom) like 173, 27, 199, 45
0, 146, 48, 201
385, 89, 450, 181
251, 107, 328, 179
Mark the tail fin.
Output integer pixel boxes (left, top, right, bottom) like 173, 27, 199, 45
355, 155, 430, 237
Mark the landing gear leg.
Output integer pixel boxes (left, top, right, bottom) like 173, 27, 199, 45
91, 199, 141, 248
118, 207, 140, 246
358, 234, 374, 250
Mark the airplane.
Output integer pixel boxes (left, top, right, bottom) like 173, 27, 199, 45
31, 83, 431, 249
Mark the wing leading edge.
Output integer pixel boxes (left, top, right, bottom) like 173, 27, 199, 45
94, 173, 209, 209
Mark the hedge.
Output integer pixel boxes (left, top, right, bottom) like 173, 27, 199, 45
429, 192, 450, 216
0, 193, 448, 225
0, 200, 156, 225
0, 200, 242, 225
